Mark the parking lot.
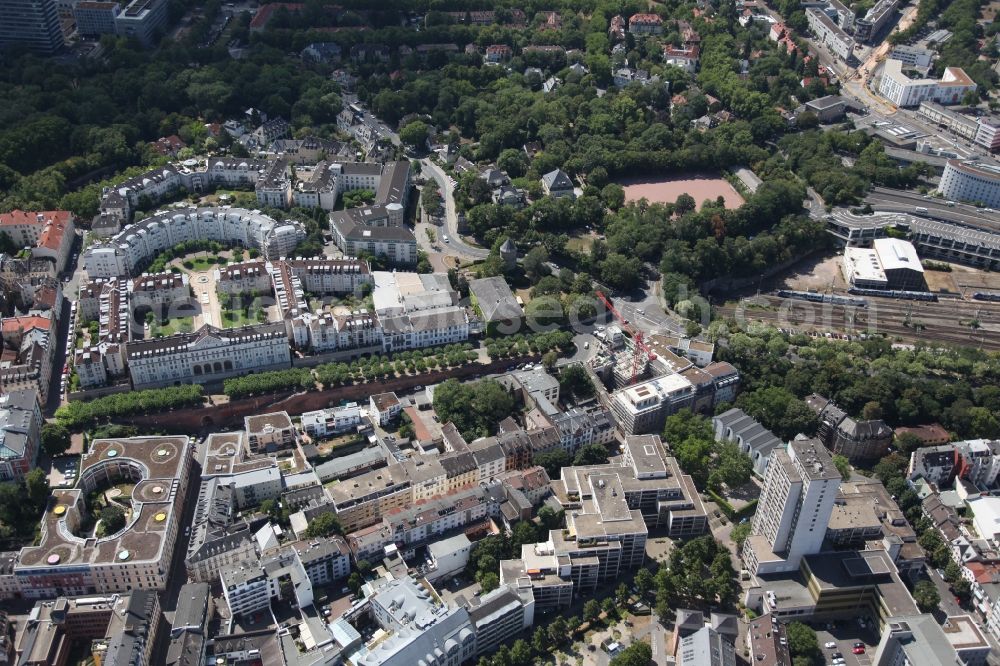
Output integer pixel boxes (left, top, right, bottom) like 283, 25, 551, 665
47, 455, 80, 488
436, 575, 482, 606
813, 618, 881, 666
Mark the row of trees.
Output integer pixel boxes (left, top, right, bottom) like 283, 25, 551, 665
223, 368, 314, 399
483, 330, 576, 359
313, 345, 477, 383
223, 344, 482, 397
55, 385, 204, 428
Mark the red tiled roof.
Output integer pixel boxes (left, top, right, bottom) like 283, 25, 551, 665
250, 3, 304, 29
0, 210, 72, 229
630, 13, 663, 23
1, 316, 51, 335
663, 45, 700, 58
33, 285, 59, 310
37, 217, 72, 252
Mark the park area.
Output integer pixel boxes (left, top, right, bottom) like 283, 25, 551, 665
617, 173, 745, 209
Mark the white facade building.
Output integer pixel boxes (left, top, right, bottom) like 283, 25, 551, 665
806, 8, 855, 62
125, 322, 290, 389
744, 439, 841, 576
372, 271, 470, 352
878, 60, 976, 107
84, 208, 305, 279
300, 403, 363, 438
940, 159, 1000, 208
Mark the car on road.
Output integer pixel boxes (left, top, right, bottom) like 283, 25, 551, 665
584, 341, 590, 349
824, 642, 836, 649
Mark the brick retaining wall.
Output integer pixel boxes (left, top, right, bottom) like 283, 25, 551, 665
117, 353, 541, 433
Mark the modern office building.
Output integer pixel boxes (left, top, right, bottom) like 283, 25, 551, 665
878, 60, 976, 107
940, 159, 1000, 208
744, 439, 842, 576
498, 437, 697, 608
73, 1, 120, 37
919, 102, 1000, 152
854, 0, 899, 43
371, 271, 470, 352
889, 45, 934, 68
610, 374, 695, 435
113, 0, 167, 45
873, 614, 991, 665
464, 583, 535, 657
806, 7, 855, 61
554, 434, 709, 537
0, 0, 63, 54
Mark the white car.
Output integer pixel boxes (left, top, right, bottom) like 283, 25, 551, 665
824, 642, 837, 649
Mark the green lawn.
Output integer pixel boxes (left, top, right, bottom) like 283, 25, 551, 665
182, 255, 225, 271
149, 316, 194, 337
221, 307, 266, 328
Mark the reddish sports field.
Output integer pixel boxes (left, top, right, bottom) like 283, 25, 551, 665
618, 173, 745, 209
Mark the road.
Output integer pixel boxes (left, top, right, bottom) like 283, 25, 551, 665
925, 566, 1000, 665
633, 617, 669, 666
555, 333, 599, 367
865, 187, 1000, 231
610, 278, 686, 337
419, 159, 490, 260
147, 440, 204, 659
47, 233, 86, 415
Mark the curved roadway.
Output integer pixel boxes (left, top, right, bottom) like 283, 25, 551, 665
420, 159, 490, 260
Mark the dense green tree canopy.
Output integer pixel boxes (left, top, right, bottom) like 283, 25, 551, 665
432, 378, 516, 439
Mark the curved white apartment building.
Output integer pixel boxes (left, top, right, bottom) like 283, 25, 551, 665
84, 207, 305, 279
939, 159, 1000, 208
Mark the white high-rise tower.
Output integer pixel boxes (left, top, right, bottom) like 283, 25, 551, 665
744, 438, 841, 576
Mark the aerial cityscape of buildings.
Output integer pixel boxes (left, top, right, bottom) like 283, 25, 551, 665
2, 0, 1000, 665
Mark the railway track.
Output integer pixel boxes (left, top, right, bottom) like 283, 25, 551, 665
715, 294, 1000, 351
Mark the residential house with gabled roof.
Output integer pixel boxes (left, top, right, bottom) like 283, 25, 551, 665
541, 169, 575, 198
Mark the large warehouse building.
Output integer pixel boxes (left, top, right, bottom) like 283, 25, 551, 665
842, 238, 926, 291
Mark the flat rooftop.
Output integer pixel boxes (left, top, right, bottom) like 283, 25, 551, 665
17, 437, 189, 571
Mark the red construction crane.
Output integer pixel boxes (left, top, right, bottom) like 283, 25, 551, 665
595, 290, 656, 385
